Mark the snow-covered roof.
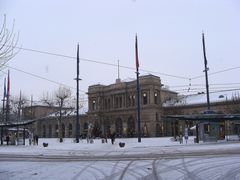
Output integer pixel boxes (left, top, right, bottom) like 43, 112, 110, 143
47, 108, 86, 118
163, 89, 240, 107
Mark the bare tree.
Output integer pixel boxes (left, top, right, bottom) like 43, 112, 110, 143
10, 92, 29, 120
0, 14, 20, 69
41, 86, 72, 142
41, 92, 54, 106
55, 86, 72, 142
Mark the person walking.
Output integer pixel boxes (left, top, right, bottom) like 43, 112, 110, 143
6, 134, 10, 145
35, 135, 39, 145
29, 133, 33, 145
179, 134, 183, 144
111, 133, 115, 145
184, 128, 189, 144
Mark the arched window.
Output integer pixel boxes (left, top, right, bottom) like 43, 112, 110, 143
43, 125, 46, 138
62, 124, 65, 138
127, 116, 135, 137
55, 124, 59, 138
48, 125, 52, 138
68, 124, 72, 137
154, 91, 159, 104
156, 113, 159, 121
115, 118, 123, 137
92, 100, 96, 110
143, 92, 148, 105
132, 95, 135, 106
119, 97, 122, 108
84, 122, 88, 130
156, 123, 161, 137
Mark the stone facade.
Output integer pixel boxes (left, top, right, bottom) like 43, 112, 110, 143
87, 75, 176, 137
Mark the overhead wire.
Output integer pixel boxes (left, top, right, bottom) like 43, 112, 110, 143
2, 44, 240, 96
12, 45, 189, 80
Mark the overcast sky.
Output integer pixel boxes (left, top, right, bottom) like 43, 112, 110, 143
1, 0, 240, 104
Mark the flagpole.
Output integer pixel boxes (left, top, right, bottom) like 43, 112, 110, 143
6, 70, 10, 122
202, 32, 210, 110
1, 78, 6, 145
135, 35, 141, 143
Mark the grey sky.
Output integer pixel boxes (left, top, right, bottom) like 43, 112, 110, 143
1, 0, 240, 102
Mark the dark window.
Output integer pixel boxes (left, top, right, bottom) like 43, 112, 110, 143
92, 100, 96, 110
62, 124, 65, 138
132, 95, 135, 106
108, 98, 110, 109
143, 92, 148, 105
55, 124, 59, 137
43, 125, 46, 138
154, 91, 159, 104
84, 122, 88, 130
104, 99, 107, 110
48, 125, 52, 138
115, 97, 119, 108
68, 124, 72, 137
119, 97, 122, 108
128, 96, 131, 107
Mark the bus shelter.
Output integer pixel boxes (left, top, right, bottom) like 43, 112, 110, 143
0, 119, 35, 145
167, 110, 240, 143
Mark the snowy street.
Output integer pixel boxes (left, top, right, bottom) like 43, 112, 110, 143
0, 137, 240, 180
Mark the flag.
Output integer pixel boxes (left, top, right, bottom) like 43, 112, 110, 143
135, 35, 139, 69
202, 32, 207, 67
3, 78, 6, 98
77, 43, 79, 75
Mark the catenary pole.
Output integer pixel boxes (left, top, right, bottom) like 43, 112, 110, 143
75, 43, 81, 143
135, 35, 141, 143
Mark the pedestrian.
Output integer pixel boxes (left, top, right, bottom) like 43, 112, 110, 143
184, 135, 188, 144
184, 127, 189, 144
111, 133, 115, 145
179, 134, 183, 144
35, 135, 39, 145
29, 133, 33, 145
105, 133, 108, 143
6, 134, 10, 145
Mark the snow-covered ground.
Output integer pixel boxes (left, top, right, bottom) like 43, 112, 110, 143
1, 137, 240, 180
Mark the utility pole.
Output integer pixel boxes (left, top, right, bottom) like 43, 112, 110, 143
0, 97, 5, 145
75, 43, 81, 143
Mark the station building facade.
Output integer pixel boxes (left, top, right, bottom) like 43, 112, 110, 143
28, 75, 240, 139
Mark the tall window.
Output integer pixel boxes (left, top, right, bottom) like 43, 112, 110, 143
104, 99, 107, 110
68, 124, 72, 137
119, 97, 122, 108
62, 124, 65, 138
115, 97, 119, 108
43, 125, 46, 138
108, 98, 110, 109
55, 124, 59, 137
48, 125, 52, 138
154, 91, 159, 104
143, 92, 148, 105
132, 95, 135, 106
92, 100, 96, 111
156, 113, 159, 121
128, 96, 131, 107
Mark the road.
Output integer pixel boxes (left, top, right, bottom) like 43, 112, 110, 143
0, 149, 240, 180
